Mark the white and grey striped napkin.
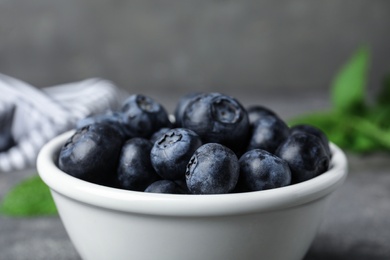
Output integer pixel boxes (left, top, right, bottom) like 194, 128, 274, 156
0, 74, 123, 172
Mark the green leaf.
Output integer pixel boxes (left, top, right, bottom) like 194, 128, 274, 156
349, 132, 378, 153
348, 115, 390, 150
288, 111, 351, 148
377, 73, 390, 106
288, 111, 335, 127
368, 105, 390, 130
0, 174, 57, 217
370, 74, 390, 129
331, 46, 370, 114
288, 46, 390, 154
288, 111, 390, 153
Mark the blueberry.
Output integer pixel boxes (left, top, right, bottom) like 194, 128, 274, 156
116, 138, 160, 191
121, 94, 172, 138
76, 111, 130, 139
151, 128, 202, 180
149, 127, 171, 144
246, 105, 278, 125
237, 149, 291, 192
247, 114, 290, 153
58, 124, 124, 185
275, 132, 330, 183
185, 143, 239, 194
290, 124, 331, 156
0, 102, 16, 152
173, 92, 202, 127
145, 180, 187, 194
182, 93, 249, 153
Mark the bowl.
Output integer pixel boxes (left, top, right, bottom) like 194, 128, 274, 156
37, 130, 348, 260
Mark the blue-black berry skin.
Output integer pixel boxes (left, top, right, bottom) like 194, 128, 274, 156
182, 93, 249, 154
59, 92, 335, 194
149, 127, 171, 144
238, 149, 291, 192
246, 105, 278, 125
116, 138, 160, 191
58, 124, 124, 185
173, 92, 202, 127
121, 94, 172, 138
290, 124, 331, 157
151, 128, 202, 180
76, 111, 130, 139
144, 180, 187, 194
276, 132, 330, 184
247, 115, 290, 153
185, 143, 240, 194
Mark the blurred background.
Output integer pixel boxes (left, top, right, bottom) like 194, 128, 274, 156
1, 0, 389, 114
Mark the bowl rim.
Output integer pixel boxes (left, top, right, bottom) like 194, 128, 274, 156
37, 130, 348, 217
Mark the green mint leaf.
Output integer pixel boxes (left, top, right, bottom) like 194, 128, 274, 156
331, 46, 370, 114
288, 46, 390, 154
0, 174, 57, 217
368, 106, 390, 130
348, 115, 390, 150
370, 74, 390, 129
288, 111, 343, 135
288, 111, 390, 153
350, 132, 378, 153
288, 111, 351, 148
377, 73, 390, 106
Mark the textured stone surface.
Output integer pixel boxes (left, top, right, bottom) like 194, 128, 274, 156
0, 217, 81, 260
304, 154, 390, 260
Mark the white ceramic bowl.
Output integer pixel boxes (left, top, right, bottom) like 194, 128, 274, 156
37, 130, 348, 260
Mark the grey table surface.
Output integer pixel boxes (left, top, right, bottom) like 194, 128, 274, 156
0, 93, 389, 260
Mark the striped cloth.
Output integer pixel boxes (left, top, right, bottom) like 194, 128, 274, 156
0, 74, 123, 172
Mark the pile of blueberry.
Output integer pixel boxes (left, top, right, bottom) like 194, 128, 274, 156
58, 92, 331, 195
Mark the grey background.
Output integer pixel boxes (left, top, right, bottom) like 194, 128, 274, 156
0, 0, 389, 103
